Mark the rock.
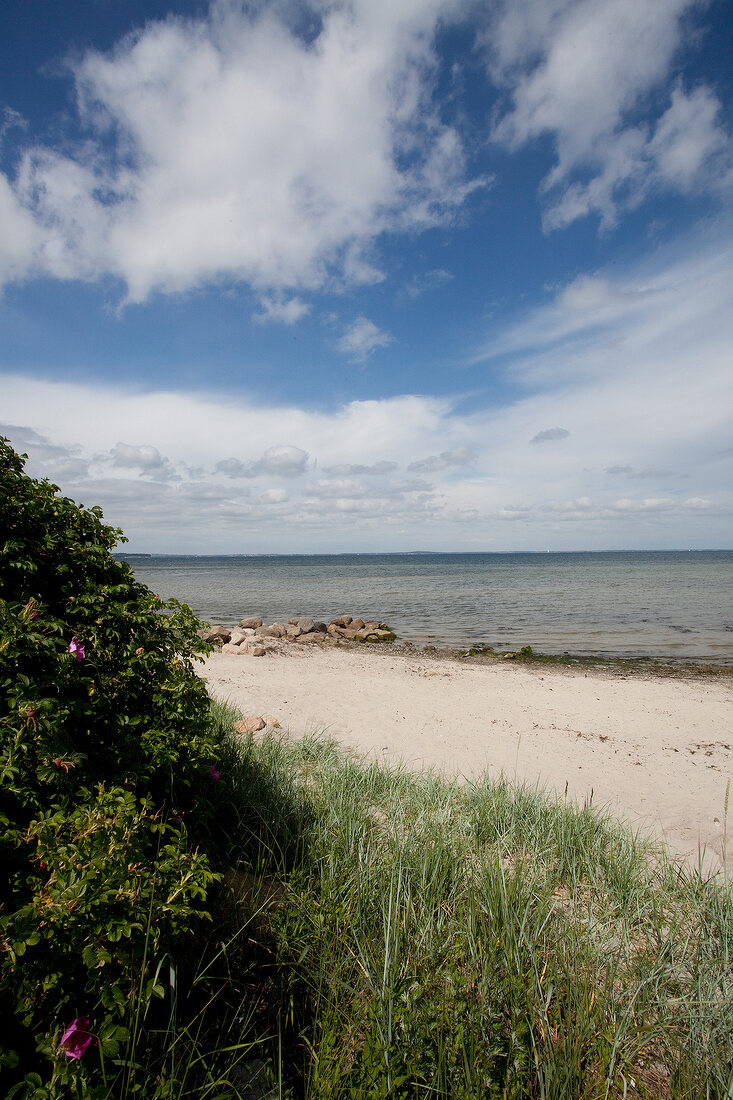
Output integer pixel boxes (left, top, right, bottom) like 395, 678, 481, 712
264, 715, 281, 728
247, 645, 266, 657
229, 628, 249, 645
286, 623, 303, 638
327, 623, 344, 637
313, 620, 328, 633
254, 625, 279, 637
297, 631, 324, 642
270, 623, 286, 637
239, 616, 263, 629
203, 625, 231, 644
233, 716, 266, 734
330, 615, 353, 627
350, 617, 365, 631
294, 616, 317, 634
221, 642, 246, 654
364, 628, 396, 643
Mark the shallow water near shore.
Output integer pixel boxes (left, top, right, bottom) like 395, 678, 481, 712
122, 550, 733, 662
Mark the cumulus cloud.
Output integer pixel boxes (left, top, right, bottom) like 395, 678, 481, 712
216, 445, 309, 478
407, 446, 475, 473
215, 458, 252, 478
260, 488, 288, 503
487, 0, 733, 230
1, 229, 731, 550
110, 442, 169, 473
531, 427, 569, 444
613, 497, 674, 512
258, 444, 309, 477
0, 0, 483, 300
323, 460, 398, 476
337, 316, 394, 361
252, 295, 310, 325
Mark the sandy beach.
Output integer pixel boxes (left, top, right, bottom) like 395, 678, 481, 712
199, 645, 733, 872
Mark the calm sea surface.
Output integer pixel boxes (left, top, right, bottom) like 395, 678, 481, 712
122, 551, 733, 662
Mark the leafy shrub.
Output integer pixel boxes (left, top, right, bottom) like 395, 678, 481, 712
0, 438, 223, 1094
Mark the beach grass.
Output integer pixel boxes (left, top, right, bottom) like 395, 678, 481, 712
196, 702, 733, 1099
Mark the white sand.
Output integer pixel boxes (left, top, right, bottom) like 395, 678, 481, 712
199, 645, 733, 871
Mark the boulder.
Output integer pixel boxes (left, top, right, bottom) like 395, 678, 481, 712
297, 631, 325, 642
239, 616, 263, 629
255, 625, 279, 637
264, 715, 281, 728
285, 623, 303, 638
350, 617, 365, 631
203, 625, 231, 644
221, 642, 246, 654
229, 628, 249, 645
233, 716, 266, 734
247, 645, 266, 657
327, 623, 344, 637
270, 623, 286, 637
364, 628, 396, 643
329, 615, 353, 627
294, 616, 317, 634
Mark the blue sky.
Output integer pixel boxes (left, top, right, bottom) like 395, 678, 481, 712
1, 0, 732, 552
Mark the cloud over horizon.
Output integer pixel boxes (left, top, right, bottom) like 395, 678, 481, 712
0, 0, 731, 553
1, 225, 731, 551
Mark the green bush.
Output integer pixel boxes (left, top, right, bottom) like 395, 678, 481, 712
0, 438, 222, 1094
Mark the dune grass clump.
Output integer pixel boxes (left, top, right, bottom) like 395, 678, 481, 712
221, 721, 733, 1099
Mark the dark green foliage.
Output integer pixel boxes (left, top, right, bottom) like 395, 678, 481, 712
0, 439, 222, 1094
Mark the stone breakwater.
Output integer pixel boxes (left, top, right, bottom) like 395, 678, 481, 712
199, 615, 396, 656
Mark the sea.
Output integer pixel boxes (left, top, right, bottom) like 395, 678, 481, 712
120, 550, 733, 663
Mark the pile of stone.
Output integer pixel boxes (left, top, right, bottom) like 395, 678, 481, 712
201, 615, 396, 656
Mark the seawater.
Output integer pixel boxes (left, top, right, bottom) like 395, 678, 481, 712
121, 551, 733, 662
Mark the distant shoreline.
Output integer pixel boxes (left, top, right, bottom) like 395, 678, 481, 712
126, 550, 733, 664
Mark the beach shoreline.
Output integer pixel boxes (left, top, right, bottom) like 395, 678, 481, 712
198, 641, 733, 873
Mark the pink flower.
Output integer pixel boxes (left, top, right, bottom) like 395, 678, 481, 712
210, 765, 220, 780
68, 637, 85, 661
60, 1016, 93, 1060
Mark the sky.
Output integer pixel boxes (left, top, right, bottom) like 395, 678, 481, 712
1, 0, 732, 553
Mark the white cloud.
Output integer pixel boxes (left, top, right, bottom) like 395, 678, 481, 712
613, 498, 674, 512
337, 316, 394, 361
531, 427, 569, 444
252, 295, 310, 325
323, 460, 398, 475
407, 446, 475, 472
258, 444, 309, 477
2, 229, 732, 549
215, 445, 309, 478
260, 487, 288, 503
110, 441, 169, 473
488, 0, 733, 230
0, 0, 483, 301
405, 267, 454, 298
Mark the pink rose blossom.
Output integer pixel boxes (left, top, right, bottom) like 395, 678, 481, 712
68, 637, 85, 661
210, 765, 220, 780
60, 1016, 93, 1060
